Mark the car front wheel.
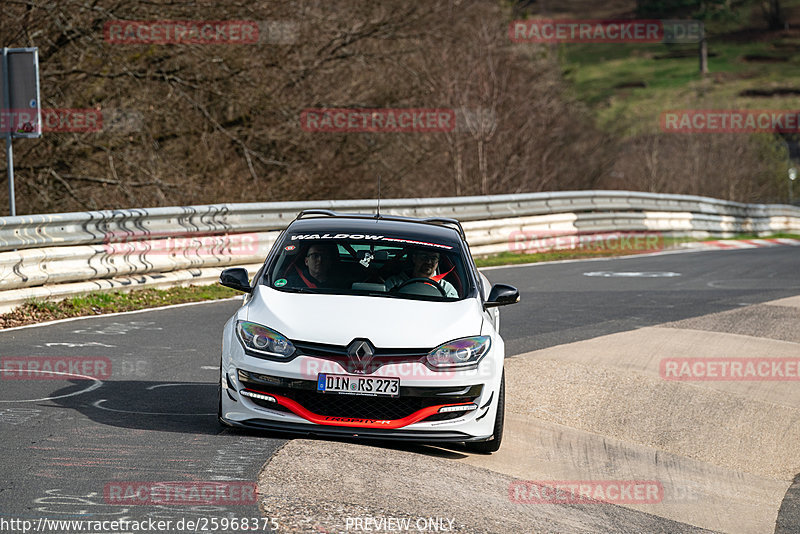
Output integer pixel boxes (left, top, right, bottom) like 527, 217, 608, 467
465, 370, 505, 454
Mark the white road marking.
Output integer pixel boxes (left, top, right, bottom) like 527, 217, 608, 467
43, 342, 116, 348
583, 271, 681, 278
146, 383, 202, 390
91, 399, 214, 416
0, 407, 42, 425
0, 368, 103, 403
70, 321, 162, 336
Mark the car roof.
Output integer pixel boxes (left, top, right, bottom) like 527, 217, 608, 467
285, 214, 465, 248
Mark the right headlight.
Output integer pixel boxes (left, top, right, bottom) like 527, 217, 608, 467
426, 336, 491, 370
236, 321, 295, 359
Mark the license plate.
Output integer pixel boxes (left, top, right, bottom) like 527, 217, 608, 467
317, 373, 399, 397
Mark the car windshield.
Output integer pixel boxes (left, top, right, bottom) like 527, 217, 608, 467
265, 232, 472, 301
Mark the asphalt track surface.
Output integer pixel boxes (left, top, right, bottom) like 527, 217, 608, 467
493, 247, 800, 356
0, 246, 798, 533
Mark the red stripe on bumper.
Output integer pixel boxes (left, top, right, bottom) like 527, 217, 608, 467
242, 389, 473, 429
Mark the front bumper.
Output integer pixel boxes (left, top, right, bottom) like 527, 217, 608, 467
220, 336, 503, 441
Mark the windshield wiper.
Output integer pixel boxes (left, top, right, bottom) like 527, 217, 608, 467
274, 286, 317, 294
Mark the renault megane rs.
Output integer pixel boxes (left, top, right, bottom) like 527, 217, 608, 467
218, 210, 518, 453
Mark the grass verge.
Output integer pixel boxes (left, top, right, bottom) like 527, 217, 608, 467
0, 284, 240, 329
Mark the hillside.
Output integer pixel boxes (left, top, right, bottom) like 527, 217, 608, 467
0, 0, 796, 215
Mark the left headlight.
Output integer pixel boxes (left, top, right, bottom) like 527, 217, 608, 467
236, 321, 296, 359
426, 336, 491, 370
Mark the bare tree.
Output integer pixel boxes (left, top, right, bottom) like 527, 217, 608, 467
761, 0, 786, 29
0, 0, 788, 214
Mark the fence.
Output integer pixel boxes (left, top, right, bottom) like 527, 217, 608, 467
0, 190, 798, 313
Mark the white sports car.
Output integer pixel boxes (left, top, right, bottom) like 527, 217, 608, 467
218, 211, 519, 453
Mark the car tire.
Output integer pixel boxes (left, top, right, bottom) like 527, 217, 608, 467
466, 370, 504, 454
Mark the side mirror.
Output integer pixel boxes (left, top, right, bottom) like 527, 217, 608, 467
220, 267, 252, 293
484, 283, 519, 308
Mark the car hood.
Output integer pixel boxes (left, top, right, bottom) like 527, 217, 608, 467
245, 285, 484, 348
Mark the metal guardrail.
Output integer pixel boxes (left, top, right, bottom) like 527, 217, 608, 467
2, 190, 795, 251
0, 190, 798, 313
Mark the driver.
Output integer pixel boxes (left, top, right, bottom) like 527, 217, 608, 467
285, 243, 347, 288
385, 249, 458, 298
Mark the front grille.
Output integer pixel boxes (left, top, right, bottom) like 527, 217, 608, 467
292, 390, 439, 420
238, 369, 481, 422
293, 340, 429, 358
292, 340, 430, 374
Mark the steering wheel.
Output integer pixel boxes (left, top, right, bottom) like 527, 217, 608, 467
396, 277, 447, 297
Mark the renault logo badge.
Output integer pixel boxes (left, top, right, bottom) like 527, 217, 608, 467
347, 339, 375, 373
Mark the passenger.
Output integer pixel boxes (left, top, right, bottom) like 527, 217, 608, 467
385, 249, 458, 298
285, 244, 346, 288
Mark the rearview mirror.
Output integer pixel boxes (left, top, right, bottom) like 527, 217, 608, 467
220, 267, 252, 293
484, 284, 519, 308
